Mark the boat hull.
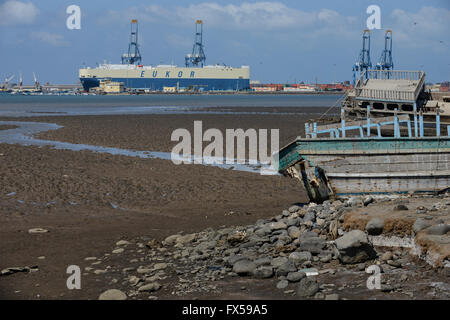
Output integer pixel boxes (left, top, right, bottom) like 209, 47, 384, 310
277, 137, 450, 202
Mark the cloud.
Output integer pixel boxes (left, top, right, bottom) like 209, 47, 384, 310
98, 2, 358, 36
0, 0, 39, 26
388, 6, 450, 50
30, 31, 69, 47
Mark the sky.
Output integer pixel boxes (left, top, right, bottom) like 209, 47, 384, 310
0, 0, 449, 85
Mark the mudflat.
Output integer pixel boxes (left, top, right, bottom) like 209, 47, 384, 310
0, 109, 322, 299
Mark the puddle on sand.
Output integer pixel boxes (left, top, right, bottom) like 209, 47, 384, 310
0, 121, 278, 175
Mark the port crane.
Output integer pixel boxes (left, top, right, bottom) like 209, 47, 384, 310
2, 74, 15, 88
122, 19, 142, 65
185, 20, 206, 67
376, 30, 394, 71
33, 72, 41, 90
352, 29, 372, 86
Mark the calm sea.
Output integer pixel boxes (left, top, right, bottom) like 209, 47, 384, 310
0, 94, 341, 117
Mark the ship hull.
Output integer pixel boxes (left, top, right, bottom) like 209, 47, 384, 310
79, 65, 250, 92
80, 77, 250, 92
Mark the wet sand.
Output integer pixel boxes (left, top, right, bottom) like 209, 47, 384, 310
0, 108, 325, 299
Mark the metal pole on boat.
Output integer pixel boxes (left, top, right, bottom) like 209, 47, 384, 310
413, 102, 418, 137
341, 108, 346, 138
394, 108, 400, 138
419, 110, 424, 137
436, 108, 440, 137
367, 105, 371, 137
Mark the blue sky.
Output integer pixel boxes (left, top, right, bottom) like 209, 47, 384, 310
0, 0, 449, 84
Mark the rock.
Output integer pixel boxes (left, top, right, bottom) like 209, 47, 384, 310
176, 233, 197, 245
298, 237, 326, 254
288, 226, 301, 239
84, 257, 97, 261
254, 257, 271, 267
380, 251, 393, 262
363, 196, 374, 206
303, 211, 316, 223
138, 282, 162, 292
153, 263, 167, 271
297, 277, 319, 298
335, 230, 377, 264
98, 289, 127, 300
314, 292, 325, 299
325, 293, 339, 300
226, 255, 247, 267
233, 260, 257, 276
1, 266, 37, 276
270, 221, 287, 231
289, 205, 301, 213
164, 234, 181, 245
416, 206, 428, 214
227, 231, 247, 245
289, 251, 312, 266
28, 228, 48, 234
115, 240, 130, 246
394, 204, 409, 211
347, 197, 363, 207
276, 280, 289, 289
112, 248, 124, 254
137, 267, 152, 274
365, 218, 384, 235
387, 260, 402, 268
271, 257, 289, 268
252, 267, 274, 279
427, 224, 450, 235
318, 252, 332, 263
287, 272, 306, 283
413, 218, 431, 234
276, 261, 297, 277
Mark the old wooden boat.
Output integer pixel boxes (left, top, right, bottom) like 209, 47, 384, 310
276, 108, 450, 203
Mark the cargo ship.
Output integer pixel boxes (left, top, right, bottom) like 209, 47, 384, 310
79, 64, 250, 92
79, 20, 250, 92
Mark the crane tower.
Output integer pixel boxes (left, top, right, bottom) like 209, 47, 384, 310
185, 20, 206, 67
376, 30, 393, 71
122, 19, 142, 65
352, 29, 372, 85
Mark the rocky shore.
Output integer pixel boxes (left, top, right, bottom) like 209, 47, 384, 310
82, 195, 450, 300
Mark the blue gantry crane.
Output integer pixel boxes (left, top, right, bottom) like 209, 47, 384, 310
122, 19, 142, 65
185, 20, 206, 67
376, 30, 394, 71
352, 29, 372, 85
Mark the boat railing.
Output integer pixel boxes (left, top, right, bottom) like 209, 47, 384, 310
305, 106, 448, 139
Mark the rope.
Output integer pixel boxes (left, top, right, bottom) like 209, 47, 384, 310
318, 92, 347, 121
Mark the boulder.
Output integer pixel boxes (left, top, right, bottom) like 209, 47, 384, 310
335, 230, 376, 264
412, 218, 431, 234
365, 218, 384, 235
297, 277, 319, 298
98, 289, 127, 300
233, 260, 257, 276
427, 224, 450, 235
